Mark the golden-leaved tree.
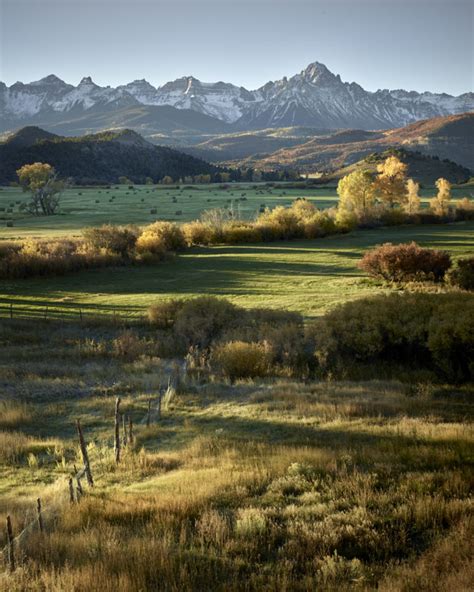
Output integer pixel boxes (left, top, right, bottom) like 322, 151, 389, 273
430, 178, 452, 216
17, 162, 65, 216
336, 170, 376, 225
404, 178, 421, 214
374, 155, 408, 208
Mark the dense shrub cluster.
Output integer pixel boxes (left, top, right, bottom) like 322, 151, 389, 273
312, 292, 474, 382
447, 257, 474, 291
181, 200, 340, 246
0, 221, 186, 279
359, 242, 452, 282
0, 238, 122, 279
148, 297, 305, 377
147, 292, 474, 383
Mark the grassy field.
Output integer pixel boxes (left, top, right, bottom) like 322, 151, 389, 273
1, 182, 472, 239
1, 221, 473, 320
0, 319, 473, 590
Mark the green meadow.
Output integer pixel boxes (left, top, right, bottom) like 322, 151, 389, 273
1, 182, 472, 239
1, 221, 473, 320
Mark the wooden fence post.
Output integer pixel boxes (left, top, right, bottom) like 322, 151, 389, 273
68, 477, 75, 504
76, 419, 94, 486
129, 418, 133, 445
76, 477, 83, 498
114, 397, 121, 463
10, 302, 13, 320
122, 413, 128, 447
146, 399, 151, 427
157, 393, 162, 420
6, 515, 15, 572
36, 498, 44, 533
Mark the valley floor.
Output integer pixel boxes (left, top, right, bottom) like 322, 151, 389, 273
1, 220, 473, 319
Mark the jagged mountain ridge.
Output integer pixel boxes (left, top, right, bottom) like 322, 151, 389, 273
1, 62, 472, 132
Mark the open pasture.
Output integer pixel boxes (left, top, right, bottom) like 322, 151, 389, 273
1, 221, 473, 320
1, 182, 472, 240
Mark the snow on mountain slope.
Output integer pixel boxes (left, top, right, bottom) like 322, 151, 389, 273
1, 62, 473, 131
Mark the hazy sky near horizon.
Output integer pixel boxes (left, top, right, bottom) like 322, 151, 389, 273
0, 0, 472, 95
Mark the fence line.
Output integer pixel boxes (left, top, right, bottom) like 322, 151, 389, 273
0, 302, 143, 323
1, 381, 174, 572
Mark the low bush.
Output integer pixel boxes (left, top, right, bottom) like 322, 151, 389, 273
112, 330, 145, 360
221, 222, 262, 244
447, 257, 474, 291
181, 221, 217, 246
136, 221, 186, 256
82, 224, 138, 258
210, 341, 269, 380
148, 299, 185, 329
173, 297, 241, 348
359, 242, 452, 282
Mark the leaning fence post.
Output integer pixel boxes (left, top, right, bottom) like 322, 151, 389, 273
36, 498, 44, 533
73, 465, 83, 498
68, 477, 75, 504
76, 477, 83, 498
6, 515, 15, 572
128, 418, 133, 445
76, 419, 94, 486
114, 397, 121, 463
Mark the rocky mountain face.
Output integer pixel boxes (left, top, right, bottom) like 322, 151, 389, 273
1, 62, 472, 133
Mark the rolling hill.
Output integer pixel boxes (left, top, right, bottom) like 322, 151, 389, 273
0, 127, 218, 185
205, 113, 474, 174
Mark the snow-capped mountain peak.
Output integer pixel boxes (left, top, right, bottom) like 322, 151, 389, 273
1, 61, 472, 131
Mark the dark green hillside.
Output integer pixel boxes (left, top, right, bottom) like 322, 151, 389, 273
0, 126, 218, 184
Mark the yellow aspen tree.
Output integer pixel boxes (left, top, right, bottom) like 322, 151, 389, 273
404, 178, 421, 214
374, 155, 408, 208
430, 178, 452, 216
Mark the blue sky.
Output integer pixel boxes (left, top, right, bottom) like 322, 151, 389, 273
1, 0, 472, 94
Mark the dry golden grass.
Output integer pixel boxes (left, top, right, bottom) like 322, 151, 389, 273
0, 319, 473, 590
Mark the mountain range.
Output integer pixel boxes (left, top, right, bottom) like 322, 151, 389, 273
1, 62, 473, 135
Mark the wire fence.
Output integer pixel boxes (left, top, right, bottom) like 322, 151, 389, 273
1, 382, 175, 573
0, 301, 144, 323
